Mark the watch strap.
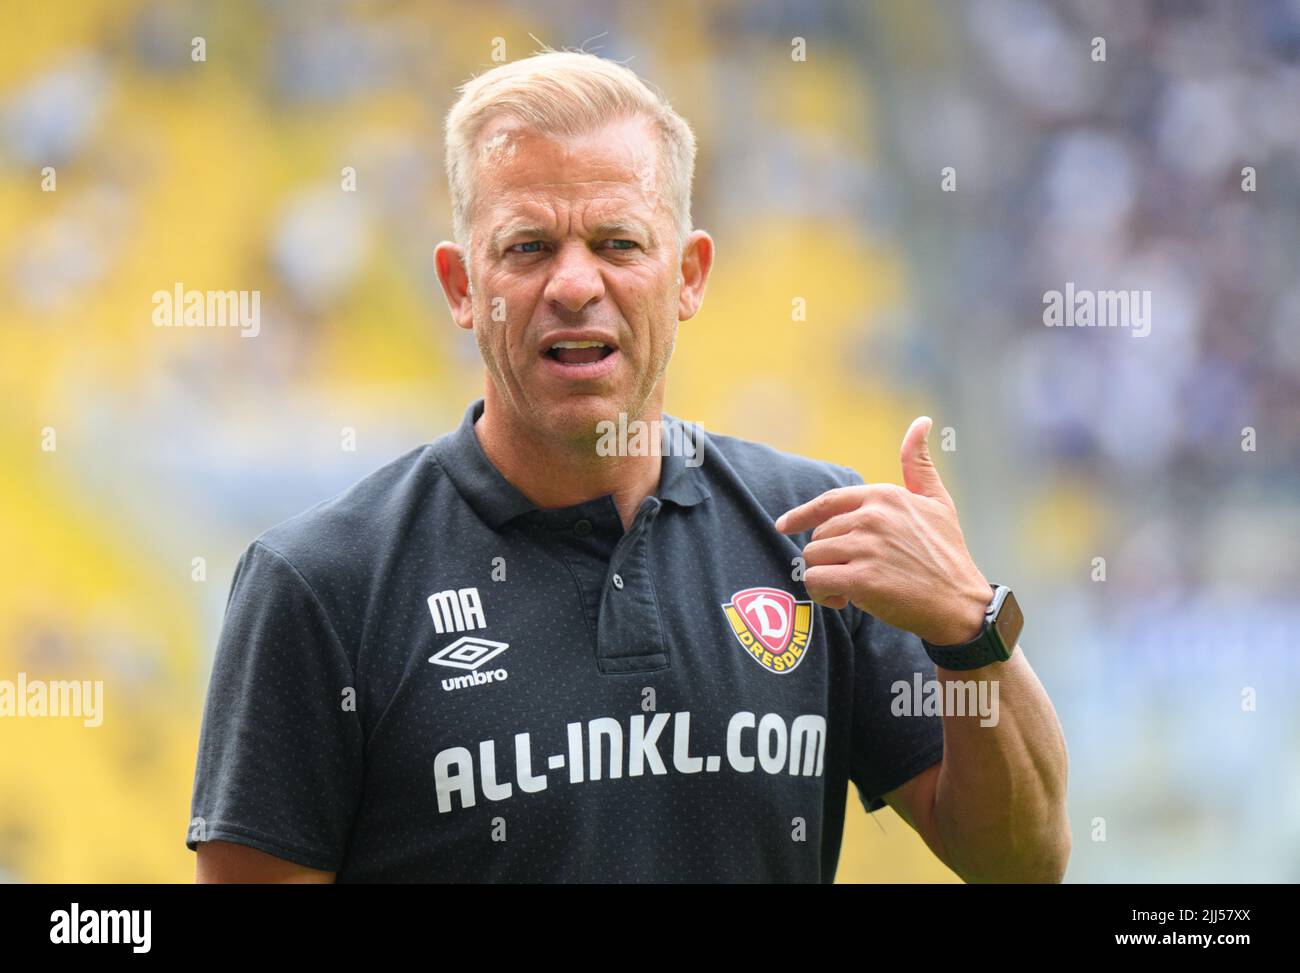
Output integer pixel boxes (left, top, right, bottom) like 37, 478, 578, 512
921, 584, 1017, 671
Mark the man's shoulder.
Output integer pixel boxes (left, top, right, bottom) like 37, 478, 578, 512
690, 421, 862, 511
250, 440, 444, 578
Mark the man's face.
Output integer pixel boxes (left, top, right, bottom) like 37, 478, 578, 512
437, 114, 710, 444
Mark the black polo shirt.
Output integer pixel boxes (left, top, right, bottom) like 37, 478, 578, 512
187, 397, 945, 882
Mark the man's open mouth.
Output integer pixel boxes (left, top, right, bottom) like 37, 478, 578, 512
544, 340, 616, 365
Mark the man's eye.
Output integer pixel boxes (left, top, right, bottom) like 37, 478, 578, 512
603, 239, 639, 251
509, 241, 546, 254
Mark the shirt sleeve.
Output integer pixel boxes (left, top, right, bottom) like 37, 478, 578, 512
186, 540, 364, 871
838, 465, 945, 813
848, 610, 946, 813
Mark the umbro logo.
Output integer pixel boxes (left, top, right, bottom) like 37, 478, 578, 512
429, 636, 510, 692
425, 587, 508, 691
428, 636, 509, 670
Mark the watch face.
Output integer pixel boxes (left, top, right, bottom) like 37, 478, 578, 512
993, 589, 1023, 657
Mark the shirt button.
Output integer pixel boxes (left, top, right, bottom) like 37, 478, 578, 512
574, 519, 592, 536
612, 573, 624, 590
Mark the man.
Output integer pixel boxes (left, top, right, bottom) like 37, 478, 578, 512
189, 50, 1070, 883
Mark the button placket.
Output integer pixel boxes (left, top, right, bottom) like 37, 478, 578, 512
595, 502, 668, 672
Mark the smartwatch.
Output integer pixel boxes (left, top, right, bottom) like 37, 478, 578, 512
921, 584, 1023, 671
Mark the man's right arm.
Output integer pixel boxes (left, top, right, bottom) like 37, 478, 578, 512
195, 840, 337, 883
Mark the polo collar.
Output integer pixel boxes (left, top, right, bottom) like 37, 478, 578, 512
432, 398, 710, 530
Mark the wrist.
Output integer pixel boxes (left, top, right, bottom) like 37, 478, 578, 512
923, 577, 992, 646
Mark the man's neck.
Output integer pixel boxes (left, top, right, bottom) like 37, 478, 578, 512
473, 393, 663, 532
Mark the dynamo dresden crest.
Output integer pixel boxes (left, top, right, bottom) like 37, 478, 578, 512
721, 587, 814, 674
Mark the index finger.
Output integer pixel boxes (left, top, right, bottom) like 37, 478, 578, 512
774, 485, 867, 534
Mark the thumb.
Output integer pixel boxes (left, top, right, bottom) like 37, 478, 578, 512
900, 416, 951, 504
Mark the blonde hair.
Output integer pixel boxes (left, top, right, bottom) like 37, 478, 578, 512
443, 49, 697, 267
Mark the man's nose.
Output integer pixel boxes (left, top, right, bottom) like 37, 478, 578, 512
543, 242, 604, 313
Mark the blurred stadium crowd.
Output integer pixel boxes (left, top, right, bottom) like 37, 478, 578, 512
1, 0, 1296, 881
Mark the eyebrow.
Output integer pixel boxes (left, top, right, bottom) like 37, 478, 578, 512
490, 218, 657, 253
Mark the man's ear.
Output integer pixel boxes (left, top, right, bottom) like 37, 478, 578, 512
434, 241, 474, 331
677, 229, 715, 322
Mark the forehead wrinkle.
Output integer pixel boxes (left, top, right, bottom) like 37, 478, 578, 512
486, 137, 660, 196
